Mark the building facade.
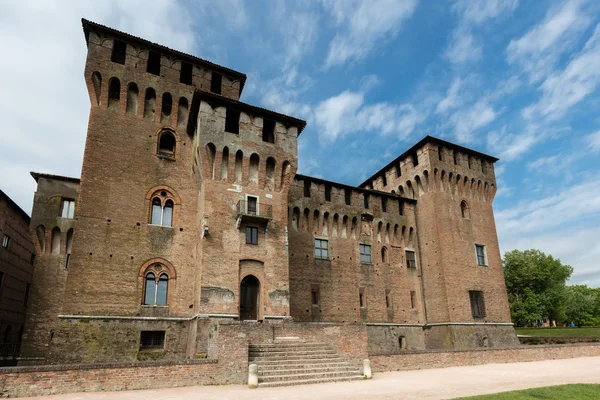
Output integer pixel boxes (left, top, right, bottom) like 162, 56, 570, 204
20, 19, 518, 364
0, 190, 35, 365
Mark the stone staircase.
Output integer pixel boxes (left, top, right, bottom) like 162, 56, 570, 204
248, 339, 364, 387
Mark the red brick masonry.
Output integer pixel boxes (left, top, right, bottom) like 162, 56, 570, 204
371, 343, 600, 372
2, 343, 600, 398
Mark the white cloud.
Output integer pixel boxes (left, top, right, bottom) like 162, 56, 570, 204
527, 152, 578, 175
436, 78, 462, 113
496, 176, 600, 287
507, 0, 591, 83
452, 0, 519, 25
313, 90, 423, 142
487, 128, 538, 161
322, 0, 418, 68
444, 28, 482, 65
523, 23, 600, 121
588, 130, 600, 151
450, 100, 497, 143
0, 0, 196, 212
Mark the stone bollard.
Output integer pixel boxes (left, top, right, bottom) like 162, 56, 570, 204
248, 363, 258, 388
363, 359, 372, 379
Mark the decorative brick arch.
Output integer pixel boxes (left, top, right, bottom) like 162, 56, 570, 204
138, 258, 177, 307
145, 185, 181, 226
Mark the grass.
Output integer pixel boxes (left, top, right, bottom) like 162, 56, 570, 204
454, 384, 600, 399
515, 327, 600, 338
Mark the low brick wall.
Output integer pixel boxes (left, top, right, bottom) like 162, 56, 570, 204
371, 343, 600, 372
0, 359, 231, 398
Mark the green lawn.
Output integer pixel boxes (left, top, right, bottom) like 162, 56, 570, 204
515, 327, 600, 337
454, 384, 600, 399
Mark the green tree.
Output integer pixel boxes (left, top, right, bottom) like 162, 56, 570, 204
565, 285, 597, 327
503, 249, 573, 326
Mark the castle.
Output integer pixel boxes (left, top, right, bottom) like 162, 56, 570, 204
19, 19, 518, 366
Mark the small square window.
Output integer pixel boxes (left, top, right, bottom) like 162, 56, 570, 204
406, 250, 417, 269
61, 200, 75, 219
469, 291, 485, 318
314, 239, 328, 259
475, 245, 487, 266
111, 40, 126, 64
360, 244, 371, 264
140, 331, 165, 350
2, 235, 10, 248
246, 226, 258, 245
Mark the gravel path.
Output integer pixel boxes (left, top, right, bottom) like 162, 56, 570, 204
22, 356, 600, 400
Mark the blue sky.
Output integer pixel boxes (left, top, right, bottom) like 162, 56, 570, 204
1, 0, 600, 286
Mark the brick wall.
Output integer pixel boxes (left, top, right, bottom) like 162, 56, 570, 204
0, 359, 229, 398
370, 343, 600, 372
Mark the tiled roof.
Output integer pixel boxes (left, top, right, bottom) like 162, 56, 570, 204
30, 172, 81, 184
0, 189, 30, 222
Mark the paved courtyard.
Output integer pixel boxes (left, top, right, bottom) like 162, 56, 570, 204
23, 357, 600, 400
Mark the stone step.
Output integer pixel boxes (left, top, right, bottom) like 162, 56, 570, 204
249, 353, 341, 362
249, 344, 331, 351
251, 357, 346, 366
249, 349, 337, 357
257, 361, 352, 370
258, 374, 364, 388
259, 370, 361, 383
258, 366, 360, 376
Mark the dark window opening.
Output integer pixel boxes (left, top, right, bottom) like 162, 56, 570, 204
398, 199, 404, 216
381, 197, 387, 212
364, 193, 370, 209
247, 196, 258, 215
311, 290, 319, 305
344, 189, 351, 205
411, 150, 419, 166
108, 78, 120, 108
314, 239, 328, 259
359, 288, 365, 308
30, 253, 36, 265
481, 161, 486, 174
395, 163, 401, 177
225, 108, 240, 134
158, 132, 176, 155
246, 226, 258, 245
476, 245, 486, 265
410, 290, 416, 309
385, 292, 391, 308
65, 254, 71, 269
147, 51, 161, 75
399, 336, 406, 350
111, 40, 126, 64
406, 250, 416, 269
161, 93, 172, 117
325, 185, 332, 202
140, 331, 165, 350
438, 146, 443, 161
382, 174, 387, 187
469, 291, 486, 318
211, 72, 222, 94
453, 151, 458, 165
24, 283, 31, 306
262, 119, 275, 143
304, 181, 311, 198
180, 62, 193, 85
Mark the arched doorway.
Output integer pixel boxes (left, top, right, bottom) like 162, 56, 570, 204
240, 275, 260, 320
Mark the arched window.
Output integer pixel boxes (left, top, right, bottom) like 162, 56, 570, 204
108, 77, 120, 109
235, 150, 243, 183
249, 153, 260, 184
150, 191, 175, 227
461, 200, 470, 219
206, 143, 217, 179
36, 225, 45, 253
220, 147, 229, 180
126, 83, 138, 115
158, 130, 176, 156
177, 97, 188, 127
381, 247, 387, 263
92, 72, 102, 105
51, 227, 61, 255
161, 92, 172, 123
144, 273, 169, 305
144, 88, 156, 118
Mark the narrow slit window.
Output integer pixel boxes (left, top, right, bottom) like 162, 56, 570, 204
325, 185, 332, 202
304, 181, 311, 198
147, 51, 161, 75
364, 193, 370, 209
180, 62, 193, 85
111, 40, 126, 64
311, 289, 319, 305
381, 197, 387, 212
262, 119, 275, 143
344, 189, 351, 205
410, 290, 416, 309
211, 72, 222, 94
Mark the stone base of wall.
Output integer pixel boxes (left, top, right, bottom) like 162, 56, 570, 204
0, 359, 230, 398
367, 325, 425, 355
424, 324, 519, 350
371, 342, 600, 372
